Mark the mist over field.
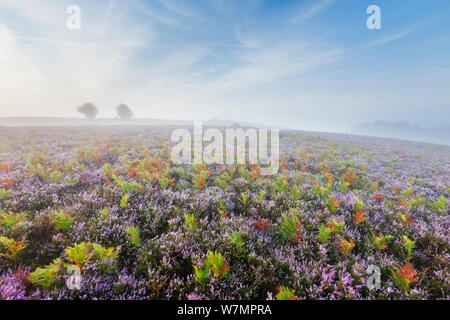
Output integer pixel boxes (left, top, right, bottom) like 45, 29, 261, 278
0, 1, 449, 303
1, 0, 449, 140
0, 117, 449, 146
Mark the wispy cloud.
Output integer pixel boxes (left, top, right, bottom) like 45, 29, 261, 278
429, 65, 450, 73
210, 42, 342, 91
0, 0, 448, 130
366, 29, 414, 47
0, 1, 148, 116
158, 0, 195, 17
133, 0, 181, 26
291, 0, 336, 24
234, 28, 265, 49
365, 17, 438, 47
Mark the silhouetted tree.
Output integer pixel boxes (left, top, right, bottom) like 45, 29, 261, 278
116, 104, 133, 120
77, 103, 98, 119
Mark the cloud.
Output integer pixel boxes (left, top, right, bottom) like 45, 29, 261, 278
429, 65, 450, 73
0, 25, 49, 115
234, 28, 266, 49
0, 1, 149, 117
0, 0, 68, 27
366, 29, 414, 47
0, 0, 448, 131
158, 0, 195, 17
133, 0, 181, 26
291, 0, 336, 23
210, 42, 342, 92
0, 0, 343, 121
365, 17, 437, 47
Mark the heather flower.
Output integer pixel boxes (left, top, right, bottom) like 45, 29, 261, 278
0, 126, 448, 300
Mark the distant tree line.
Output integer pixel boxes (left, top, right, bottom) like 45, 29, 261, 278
77, 103, 134, 120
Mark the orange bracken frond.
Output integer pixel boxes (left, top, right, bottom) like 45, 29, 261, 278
252, 219, 271, 231
397, 263, 418, 283
219, 209, 228, 218
343, 169, 357, 186
332, 198, 339, 208
128, 167, 137, 178
399, 212, 415, 226
374, 193, 383, 201
398, 199, 407, 207
0, 178, 15, 189
0, 162, 10, 172
353, 211, 367, 224
337, 238, 355, 256
249, 164, 261, 180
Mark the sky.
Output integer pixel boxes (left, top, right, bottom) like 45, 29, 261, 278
0, 0, 449, 132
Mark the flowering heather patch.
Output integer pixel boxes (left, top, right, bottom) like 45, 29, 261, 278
0, 126, 449, 300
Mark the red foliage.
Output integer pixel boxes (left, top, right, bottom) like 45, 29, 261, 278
293, 232, 302, 243
397, 263, 418, 283
0, 162, 10, 172
398, 199, 407, 207
252, 219, 271, 231
219, 209, 228, 218
249, 165, 261, 180
0, 178, 15, 188
403, 213, 415, 226
14, 267, 35, 293
373, 193, 383, 201
104, 176, 112, 186
343, 169, 357, 186
128, 167, 137, 178
353, 211, 367, 224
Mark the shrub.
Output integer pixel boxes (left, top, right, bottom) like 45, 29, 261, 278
326, 197, 339, 213
318, 224, 331, 244
272, 176, 287, 193
354, 197, 364, 212
65, 242, 94, 269
217, 199, 229, 218
158, 174, 171, 189
280, 210, 302, 243
113, 175, 142, 194
192, 170, 210, 189
92, 243, 121, 271
228, 231, 244, 253
0, 188, 10, 200
257, 189, 266, 201
205, 251, 229, 279
238, 192, 250, 207
52, 211, 74, 232
184, 213, 198, 232
28, 258, 63, 288
391, 263, 418, 291
327, 219, 345, 233
0, 212, 27, 230
275, 286, 297, 300
252, 219, 271, 231
194, 266, 210, 287
0, 236, 26, 261
373, 235, 393, 250
120, 193, 130, 209
402, 235, 415, 260
126, 226, 141, 245
428, 196, 448, 215
353, 210, 367, 224
337, 238, 355, 256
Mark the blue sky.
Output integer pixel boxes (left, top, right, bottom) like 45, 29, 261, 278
0, 0, 449, 131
